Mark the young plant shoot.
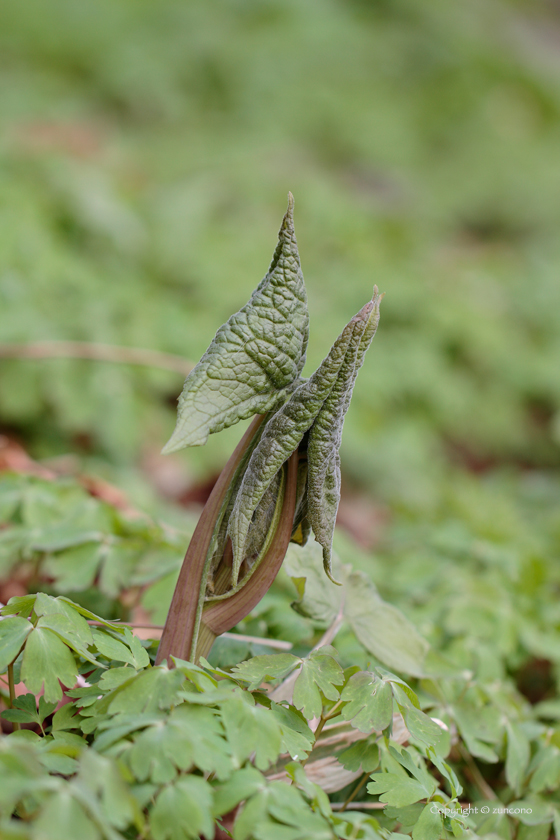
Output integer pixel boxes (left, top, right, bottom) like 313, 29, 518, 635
156, 195, 382, 665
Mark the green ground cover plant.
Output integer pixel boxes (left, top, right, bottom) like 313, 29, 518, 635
2, 2, 560, 835
1, 199, 560, 839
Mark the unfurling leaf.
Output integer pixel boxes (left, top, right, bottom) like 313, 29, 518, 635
229, 294, 380, 583
162, 193, 308, 453
157, 196, 383, 667
307, 288, 381, 581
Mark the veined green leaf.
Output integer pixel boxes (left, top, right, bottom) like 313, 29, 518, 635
400, 706, 447, 751
107, 666, 185, 716
367, 772, 430, 807
162, 194, 308, 453
36, 614, 100, 667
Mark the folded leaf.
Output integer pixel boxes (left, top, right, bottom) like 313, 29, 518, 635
228, 302, 369, 580
307, 288, 382, 582
162, 193, 308, 453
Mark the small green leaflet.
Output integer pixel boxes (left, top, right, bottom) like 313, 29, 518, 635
1, 694, 57, 728
212, 766, 265, 818
411, 803, 444, 840
92, 627, 149, 669
292, 648, 345, 720
35, 614, 100, 668
400, 706, 447, 751
338, 738, 380, 773
0, 594, 37, 618
340, 672, 394, 733
106, 666, 186, 716
269, 702, 315, 759
20, 626, 79, 703
505, 721, 530, 796
123, 705, 233, 783
367, 773, 431, 808
162, 194, 309, 453
231, 653, 300, 691
151, 776, 214, 840
0, 616, 33, 673
387, 745, 437, 798
220, 691, 282, 770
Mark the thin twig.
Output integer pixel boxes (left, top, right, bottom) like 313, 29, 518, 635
331, 802, 385, 811
458, 743, 497, 800
7, 663, 20, 731
340, 772, 369, 812
0, 341, 193, 376
85, 621, 292, 650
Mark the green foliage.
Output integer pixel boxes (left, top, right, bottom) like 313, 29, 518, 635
2, 407, 560, 839
0, 472, 191, 621
0, 592, 442, 838
2, 0, 560, 497
162, 193, 309, 454
2, 4, 560, 833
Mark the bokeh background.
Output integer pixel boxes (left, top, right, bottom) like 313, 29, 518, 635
1, 0, 560, 694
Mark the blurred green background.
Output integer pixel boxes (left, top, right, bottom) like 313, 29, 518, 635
1, 0, 560, 511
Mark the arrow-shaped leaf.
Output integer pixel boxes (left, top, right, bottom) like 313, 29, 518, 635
163, 194, 309, 453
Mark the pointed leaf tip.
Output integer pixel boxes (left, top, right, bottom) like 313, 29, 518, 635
162, 198, 309, 453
